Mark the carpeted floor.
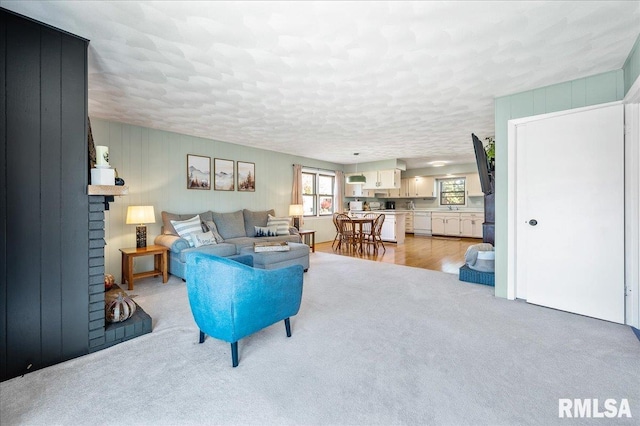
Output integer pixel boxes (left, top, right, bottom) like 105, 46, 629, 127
1, 253, 638, 425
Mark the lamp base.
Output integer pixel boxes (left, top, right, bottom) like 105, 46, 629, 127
293, 217, 300, 231
136, 225, 147, 248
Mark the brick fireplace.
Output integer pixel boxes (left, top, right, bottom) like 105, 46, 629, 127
88, 196, 152, 352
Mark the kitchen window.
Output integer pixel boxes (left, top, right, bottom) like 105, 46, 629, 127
302, 170, 335, 216
439, 178, 466, 206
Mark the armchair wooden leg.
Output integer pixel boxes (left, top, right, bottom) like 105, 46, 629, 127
231, 342, 239, 367
284, 318, 292, 337
199, 330, 205, 343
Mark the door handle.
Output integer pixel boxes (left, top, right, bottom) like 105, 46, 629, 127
528, 219, 538, 226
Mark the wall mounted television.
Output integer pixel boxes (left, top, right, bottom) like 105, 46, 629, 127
471, 133, 494, 195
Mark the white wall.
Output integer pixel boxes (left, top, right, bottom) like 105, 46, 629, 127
90, 118, 341, 276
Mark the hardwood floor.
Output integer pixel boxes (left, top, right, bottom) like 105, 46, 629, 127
315, 234, 482, 274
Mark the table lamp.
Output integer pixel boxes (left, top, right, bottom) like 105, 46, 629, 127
126, 206, 156, 248
288, 204, 304, 230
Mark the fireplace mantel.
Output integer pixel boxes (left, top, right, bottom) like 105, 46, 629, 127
87, 185, 129, 196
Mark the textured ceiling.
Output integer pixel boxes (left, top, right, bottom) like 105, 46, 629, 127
3, 1, 639, 167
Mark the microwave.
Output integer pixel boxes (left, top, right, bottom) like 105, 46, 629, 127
349, 201, 363, 211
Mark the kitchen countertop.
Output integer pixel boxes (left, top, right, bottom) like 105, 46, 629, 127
349, 209, 484, 214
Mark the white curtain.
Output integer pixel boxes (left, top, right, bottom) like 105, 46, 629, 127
292, 164, 303, 204
292, 164, 303, 226
334, 170, 344, 213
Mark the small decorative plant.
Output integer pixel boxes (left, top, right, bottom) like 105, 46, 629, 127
484, 137, 495, 160
484, 137, 495, 170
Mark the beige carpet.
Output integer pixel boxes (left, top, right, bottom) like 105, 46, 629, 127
1, 253, 638, 425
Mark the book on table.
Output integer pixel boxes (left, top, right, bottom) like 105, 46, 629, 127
253, 241, 290, 252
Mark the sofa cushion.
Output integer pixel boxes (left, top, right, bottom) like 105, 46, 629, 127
212, 210, 246, 240
254, 225, 278, 237
267, 214, 292, 236
178, 243, 237, 263
162, 211, 213, 235
223, 237, 260, 253
243, 209, 275, 237
171, 215, 202, 247
191, 231, 217, 248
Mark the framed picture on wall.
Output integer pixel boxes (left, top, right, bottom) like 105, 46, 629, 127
186, 154, 211, 190
237, 161, 255, 192
214, 158, 235, 191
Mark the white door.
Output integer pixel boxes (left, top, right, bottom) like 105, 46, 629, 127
514, 103, 624, 323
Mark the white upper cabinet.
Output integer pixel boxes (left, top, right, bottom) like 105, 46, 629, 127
399, 177, 435, 198
465, 173, 483, 197
415, 176, 435, 197
363, 169, 401, 189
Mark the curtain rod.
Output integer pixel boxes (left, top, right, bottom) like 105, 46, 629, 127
293, 164, 340, 174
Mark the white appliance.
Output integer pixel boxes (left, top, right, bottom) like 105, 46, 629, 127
369, 202, 382, 210
413, 211, 431, 236
349, 201, 363, 211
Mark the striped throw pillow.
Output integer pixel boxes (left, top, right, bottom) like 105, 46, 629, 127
170, 215, 202, 247
267, 214, 291, 236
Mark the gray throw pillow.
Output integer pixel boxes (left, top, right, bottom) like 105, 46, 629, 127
203, 220, 225, 243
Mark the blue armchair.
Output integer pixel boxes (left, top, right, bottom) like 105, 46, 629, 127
185, 252, 304, 367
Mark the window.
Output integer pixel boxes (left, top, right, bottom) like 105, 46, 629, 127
302, 169, 335, 216
439, 178, 466, 206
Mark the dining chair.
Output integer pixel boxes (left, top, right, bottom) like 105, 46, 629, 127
365, 213, 386, 253
331, 212, 342, 249
335, 213, 357, 251
361, 213, 377, 236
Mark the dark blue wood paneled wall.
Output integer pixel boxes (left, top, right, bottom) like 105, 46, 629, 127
1, 8, 89, 381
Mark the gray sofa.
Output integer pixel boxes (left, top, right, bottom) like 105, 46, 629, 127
154, 209, 301, 279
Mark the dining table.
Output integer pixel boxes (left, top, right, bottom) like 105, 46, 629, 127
350, 216, 376, 252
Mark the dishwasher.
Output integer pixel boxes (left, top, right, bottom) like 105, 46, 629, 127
413, 211, 431, 236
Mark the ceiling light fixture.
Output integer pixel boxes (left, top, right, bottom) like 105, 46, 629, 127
430, 161, 446, 167
346, 153, 366, 184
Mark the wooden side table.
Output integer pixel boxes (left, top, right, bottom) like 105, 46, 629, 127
298, 229, 316, 253
120, 245, 168, 290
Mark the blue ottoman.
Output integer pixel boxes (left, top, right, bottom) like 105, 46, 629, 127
459, 264, 494, 286
240, 242, 310, 272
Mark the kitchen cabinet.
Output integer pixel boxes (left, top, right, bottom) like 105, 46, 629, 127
363, 169, 401, 190
401, 177, 435, 197
431, 212, 461, 236
465, 173, 483, 197
415, 177, 435, 197
460, 213, 484, 238
444, 215, 460, 236
431, 214, 446, 235
344, 175, 373, 197
386, 186, 402, 198
405, 212, 414, 233
379, 212, 405, 244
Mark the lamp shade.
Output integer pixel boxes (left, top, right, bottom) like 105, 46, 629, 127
288, 204, 304, 216
346, 174, 366, 184
126, 206, 156, 225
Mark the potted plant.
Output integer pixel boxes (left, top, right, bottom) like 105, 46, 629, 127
484, 136, 495, 171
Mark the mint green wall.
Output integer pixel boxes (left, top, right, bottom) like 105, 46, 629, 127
90, 118, 342, 276
624, 34, 640, 94
493, 70, 624, 298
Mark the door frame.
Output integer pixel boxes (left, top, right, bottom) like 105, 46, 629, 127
506, 101, 624, 302
624, 76, 640, 328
